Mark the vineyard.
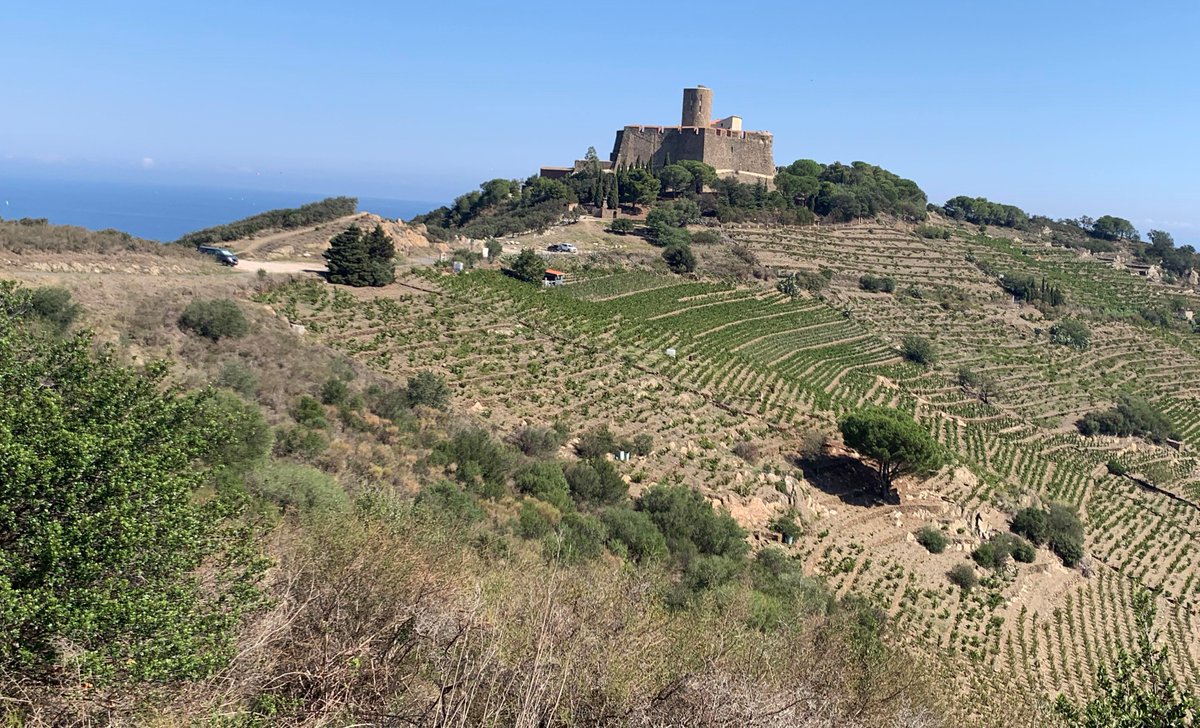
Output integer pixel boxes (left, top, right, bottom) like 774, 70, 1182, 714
258, 218, 1200, 703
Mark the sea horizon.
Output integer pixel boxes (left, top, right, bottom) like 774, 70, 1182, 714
0, 176, 443, 242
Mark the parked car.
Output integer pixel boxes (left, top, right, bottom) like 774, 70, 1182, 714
198, 246, 239, 266
547, 243, 577, 253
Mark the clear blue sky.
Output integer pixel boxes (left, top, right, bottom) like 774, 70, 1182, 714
3, 0, 1198, 241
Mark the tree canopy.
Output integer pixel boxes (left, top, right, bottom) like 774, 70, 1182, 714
839, 408, 942, 493
176, 196, 356, 247
324, 224, 396, 287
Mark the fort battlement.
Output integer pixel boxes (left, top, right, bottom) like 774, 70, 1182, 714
608, 87, 776, 185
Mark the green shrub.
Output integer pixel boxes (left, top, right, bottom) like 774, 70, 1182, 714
1106, 459, 1128, 476
900, 334, 938, 366
320, 377, 349, 406
244, 462, 349, 514
600, 507, 667, 563
1047, 503, 1085, 566
859, 274, 896, 293
273, 426, 328, 459
691, 229, 721, 245
575, 426, 617, 458
405, 370, 451, 410
516, 499, 559, 539
27, 286, 82, 333
608, 218, 636, 234
291, 395, 328, 429
364, 383, 411, 423
179, 298, 249, 341
430, 429, 514, 500
1077, 394, 1177, 444
630, 433, 654, 457
1010, 537, 1037, 563
216, 361, 258, 397
565, 458, 627, 504
915, 526, 947, 554
515, 461, 572, 511
200, 390, 272, 474
414, 480, 484, 525
662, 242, 697, 274
948, 563, 979, 592
1011, 507, 1049, 545
636, 484, 748, 562
549, 512, 607, 564
508, 425, 564, 457
770, 514, 804, 543
1049, 319, 1090, 350
971, 540, 1008, 570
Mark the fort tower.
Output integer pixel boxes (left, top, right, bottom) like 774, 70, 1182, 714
681, 86, 713, 127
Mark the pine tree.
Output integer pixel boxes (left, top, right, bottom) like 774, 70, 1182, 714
364, 224, 396, 285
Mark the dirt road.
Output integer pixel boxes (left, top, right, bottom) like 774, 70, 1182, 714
235, 260, 327, 275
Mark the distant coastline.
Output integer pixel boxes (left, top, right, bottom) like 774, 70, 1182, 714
0, 176, 440, 242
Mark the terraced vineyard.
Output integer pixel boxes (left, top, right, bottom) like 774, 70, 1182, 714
259, 219, 1200, 703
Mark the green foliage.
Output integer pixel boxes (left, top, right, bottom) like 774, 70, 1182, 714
484, 238, 504, 259
413, 480, 485, 525
646, 198, 700, 232
914, 224, 952, 239
630, 433, 654, 457
575, 425, 617, 458
662, 242, 697, 274
405, 370, 451, 410
244, 462, 350, 514
175, 196, 356, 246
1046, 503, 1085, 567
690, 229, 721, 245
943, 196, 1029, 228
516, 499, 558, 539
200, 390, 273, 474
509, 248, 546, 284
1011, 507, 1050, 546
291, 395, 328, 429
363, 383, 412, 424
324, 224, 396, 287
179, 298, 249, 341
608, 218, 636, 234
973, 533, 1036, 569
947, 563, 979, 592
26, 286, 82, 334
508, 425, 564, 457
656, 163, 694, 193
412, 178, 572, 239
320, 377, 349, 405
675, 160, 718, 193
1050, 319, 1091, 350
773, 159, 927, 223
915, 526, 947, 554
1091, 215, 1140, 242
777, 268, 832, 297
999, 274, 1065, 307
858, 274, 896, 293
217, 361, 258, 397
273, 425, 328, 459
957, 367, 1000, 404
600, 507, 668, 563
565, 457, 628, 504
430, 429, 514, 500
770, 514, 804, 542
636, 484, 748, 563
900, 334, 937, 367
1107, 459, 1128, 477
839, 408, 942, 493
1077, 394, 1177, 444
1055, 591, 1197, 727
616, 167, 660, 206
550, 512, 607, 564
0, 286, 263, 682
515, 461, 573, 512
746, 548, 832, 630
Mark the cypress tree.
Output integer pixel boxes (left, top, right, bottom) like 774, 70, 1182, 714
324, 225, 375, 286
364, 224, 396, 285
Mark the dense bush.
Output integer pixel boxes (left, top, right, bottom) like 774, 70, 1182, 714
973, 533, 1036, 569
245, 462, 349, 514
430, 429, 514, 500
915, 526, 947, 554
1046, 503, 1085, 566
320, 377, 349, 406
515, 461, 573, 512
217, 361, 258, 397
0, 281, 263, 682
662, 243, 697, 274
273, 425, 328, 459
777, 269, 832, 297
1011, 507, 1050, 545
608, 218, 636, 234
413, 177, 574, 239
178, 298, 249, 341
508, 425, 564, 457
948, 563, 979, 592
176, 196, 357, 246
552, 512, 607, 564
200, 390, 272, 474
773, 159, 927, 223
600, 507, 668, 563
575, 426, 617, 458
291, 396, 328, 429
1049, 319, 1091, 350
26, 287, 82, 334
413, 480, 485, 524
564, 458, 628, 504
405, 370, 451, 410
1077, 394, 1177, 444
859, 274, 896, 293
999, 274, 1065, 307
636, 484, 748, 563
508, 248, 546, 284
900, 334, 937, 366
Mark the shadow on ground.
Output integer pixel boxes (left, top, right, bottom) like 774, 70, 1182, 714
794, 454, 899, 506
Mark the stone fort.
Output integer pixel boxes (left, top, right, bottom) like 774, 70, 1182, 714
541, 86, 776, 186
610, 86, 775, 184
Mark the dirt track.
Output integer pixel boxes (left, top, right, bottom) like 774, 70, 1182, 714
235, 260, 327, 275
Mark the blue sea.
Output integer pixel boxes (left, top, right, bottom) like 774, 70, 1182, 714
0, 177, 441, 242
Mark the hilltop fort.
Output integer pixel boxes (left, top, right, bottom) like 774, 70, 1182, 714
542, 86, 776, 186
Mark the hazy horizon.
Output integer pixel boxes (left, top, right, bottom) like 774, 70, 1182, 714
4, 1, 1198, 243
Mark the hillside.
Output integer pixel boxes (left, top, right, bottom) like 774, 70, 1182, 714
2, 212, 1198, 726
226, 211, 446, 262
